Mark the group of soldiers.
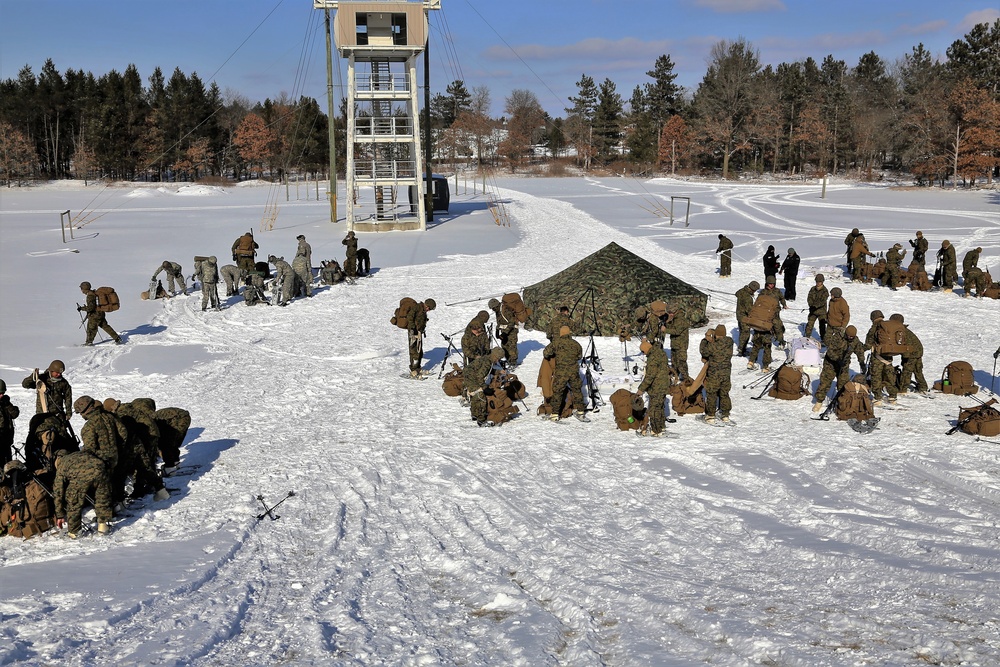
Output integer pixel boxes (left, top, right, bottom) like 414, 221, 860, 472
844, 228, 994, 296
139, 229, 372, 320
402, 227, 994, 436
1, 360, 191, 539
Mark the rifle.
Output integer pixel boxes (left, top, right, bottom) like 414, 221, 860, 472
947, 398, 998, 435
438, 332, 459, 379
751, 361, 787, 400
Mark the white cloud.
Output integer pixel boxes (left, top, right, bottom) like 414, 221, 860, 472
957, 8, 1000, 33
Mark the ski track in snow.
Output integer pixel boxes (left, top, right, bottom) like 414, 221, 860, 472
1, 178, 1000, 665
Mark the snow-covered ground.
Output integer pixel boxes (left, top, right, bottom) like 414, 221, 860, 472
1, 176, 999, 666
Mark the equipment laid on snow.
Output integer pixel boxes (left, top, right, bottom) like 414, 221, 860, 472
256, 491, 295, 521
932, 361, 978, 396
949, 398, 999, 436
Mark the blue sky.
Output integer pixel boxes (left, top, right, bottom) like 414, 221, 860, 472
2, 0, 997, 117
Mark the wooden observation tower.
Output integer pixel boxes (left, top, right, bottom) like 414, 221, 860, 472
314, 1, 440, 232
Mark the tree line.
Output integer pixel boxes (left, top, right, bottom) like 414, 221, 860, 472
1, 20, 997, 186
0, 63, 339, 185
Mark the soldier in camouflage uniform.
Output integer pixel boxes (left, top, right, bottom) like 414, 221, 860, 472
489, 299, 520, 367
633, 306, 665, 346
74, 396, 123, 472
849, 233, 874, 282
938, 240, 957, 292
152, 403, 191, 472
811, 325, 865, 411
232, 232, 259, 274
296, 234, 313, 272
543, 327, 589, 422
53, 448, 112, 538
220, 264, 244, 297
152, 260, 187, 295
637, 338, 672, 436
662, 303, 691, 380
864, 310, 899, 405
21, 360, 73, 420
735, 281, 759, 357
716, 234, 734, 277
198, 256, 222, 311
105, 398, 169, 501
804, 274, 829, 341
406, 299, 436, 378
883, 243, 907, 290
962, 246, 982, 296
461, 316, 490, 366
268, 255, 296, 307
546, 306, 581, 341
701, 324, 734, 423
825, 287, 850, 342
761, 276, 787, 348
909, 231, 928, 268
747, 324, 774, 372
464, 348, 503, 425
292, 235, 313, 298
892, 314, 928, 394
78, 282, 123, 345
342, 231, 359, 281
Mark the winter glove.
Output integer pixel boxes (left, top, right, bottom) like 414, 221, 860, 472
76, 306, 83, 311
859, 362, 867, 374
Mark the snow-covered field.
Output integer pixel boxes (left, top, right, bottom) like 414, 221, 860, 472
1, 176, 999, 666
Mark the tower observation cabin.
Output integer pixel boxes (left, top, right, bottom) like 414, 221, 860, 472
314, 0, 441, 231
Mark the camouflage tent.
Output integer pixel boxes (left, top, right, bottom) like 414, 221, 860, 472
522, 242, 708, 336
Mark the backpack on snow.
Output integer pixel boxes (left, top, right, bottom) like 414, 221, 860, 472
1, 465, 56, 539
742, 294, 779, 333
95, 286, 120, 312
609, 388, 647, 431
957, 399, 1000, 437
390, 297, 419, 329
501, 292, 531, 324
441, 364, 464, 397
768, 365, 810, 401
836, 381, 874, 422
874, 318, 911, 355
933, 361, 978, 396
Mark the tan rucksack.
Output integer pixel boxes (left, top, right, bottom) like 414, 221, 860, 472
742, 294, 779, 333
0, 474, 56, 539
836, 381, 874, 421
957, 399, 1000, 437
874, 318, 911, 355
390, 297, 418, 329
768, 365, 810, 400
501, 293, 531, 324
670, 380, 706, 415
933, 361, 978, 395
95, 286, 120, 312
441, 364, 464, 397
609, 388, 647, 431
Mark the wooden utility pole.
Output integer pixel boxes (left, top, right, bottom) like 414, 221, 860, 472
325, 9, 338, 223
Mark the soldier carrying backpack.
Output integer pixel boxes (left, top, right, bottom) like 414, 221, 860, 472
77, 282, 123, 346
391, 297, 436, 378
